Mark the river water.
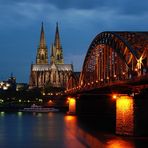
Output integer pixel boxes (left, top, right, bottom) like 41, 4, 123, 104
0, 111, 148, 148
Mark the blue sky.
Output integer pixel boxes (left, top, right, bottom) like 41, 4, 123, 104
0, 0, 147, 83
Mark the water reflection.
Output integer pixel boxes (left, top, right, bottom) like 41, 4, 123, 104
17, 111, 23, 117
64, 115, 148, 148
64, 115, 78, 137
64, 115, 106, 147
0, 112, 148, 148
106, 139, 135, 148
0, 111, 5, 116
64, 115, 85, 148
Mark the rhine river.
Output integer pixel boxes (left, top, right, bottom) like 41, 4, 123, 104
0, 112, 148, 148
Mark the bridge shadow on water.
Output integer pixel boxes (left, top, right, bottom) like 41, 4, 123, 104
70, 115, 148, 148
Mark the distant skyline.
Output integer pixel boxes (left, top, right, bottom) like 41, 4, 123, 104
0, 0, 147, 83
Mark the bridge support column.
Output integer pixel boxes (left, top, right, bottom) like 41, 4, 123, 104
67, 97, 76, 115
115, 95, 134, 136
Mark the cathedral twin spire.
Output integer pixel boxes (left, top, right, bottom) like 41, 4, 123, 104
52, 23, 64, 64
36, 22, 48, 64
36, 22, 64, 65
40, 22, 46, 49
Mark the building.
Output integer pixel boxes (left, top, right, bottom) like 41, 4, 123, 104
29, 23, 73, 90
0, 74, 28, 92
0, 74, 16, 91
16, 83, 28, 91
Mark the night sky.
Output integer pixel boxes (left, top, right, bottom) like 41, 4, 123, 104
0, 0, 147, 83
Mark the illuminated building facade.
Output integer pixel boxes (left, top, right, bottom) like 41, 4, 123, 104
0, 74, 16, 91
29, 23, 73, 89
0, 74, 28, 91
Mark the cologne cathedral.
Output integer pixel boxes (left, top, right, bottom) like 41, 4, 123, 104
29, 23, 73, 90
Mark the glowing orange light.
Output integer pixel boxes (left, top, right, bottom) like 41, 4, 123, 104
69, 98, 75, 105
116, 95, 134, 135
68, 97, 76, 114
117, 96, 132, 112
112, 94, 117, 99
67, 97, 70, 101
65, 115, 74, 121
134, 68, 138, 71
107, 139, 135, 148
48, 100, 53, 105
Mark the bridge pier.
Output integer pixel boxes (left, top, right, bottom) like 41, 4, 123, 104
115, 93, 148, 136
115, 95, 134, 136
67, 97, 76, 115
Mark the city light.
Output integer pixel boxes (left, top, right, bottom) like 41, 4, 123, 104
134, 68, 138, 71
6, 83, 10, 87
0, 99, 4, 103
112, 94, 117, 100
48, 100, 53, 104
87, 83, 90, 85
39, 99, 43, 102
3, 86, 8, 90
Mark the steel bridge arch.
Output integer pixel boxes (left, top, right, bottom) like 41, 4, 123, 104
79, 32, 148, 88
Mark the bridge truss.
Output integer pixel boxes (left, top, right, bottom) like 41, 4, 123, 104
66, 32, 148, 93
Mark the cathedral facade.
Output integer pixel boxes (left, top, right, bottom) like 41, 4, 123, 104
29, 23, 73, 89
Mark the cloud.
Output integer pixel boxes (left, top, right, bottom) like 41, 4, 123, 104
0, 0, 148, 30
0, 2, 47, 27
0, 0, 111, 10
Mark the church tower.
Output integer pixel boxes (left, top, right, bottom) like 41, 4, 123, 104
29, 22, 73, 90
50, 23, 64, 64
36, 22, 48, 64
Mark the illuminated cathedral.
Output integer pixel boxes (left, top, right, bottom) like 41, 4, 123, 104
29, 23, 73, 89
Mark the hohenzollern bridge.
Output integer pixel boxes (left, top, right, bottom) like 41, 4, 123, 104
65, 32, 148, 136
